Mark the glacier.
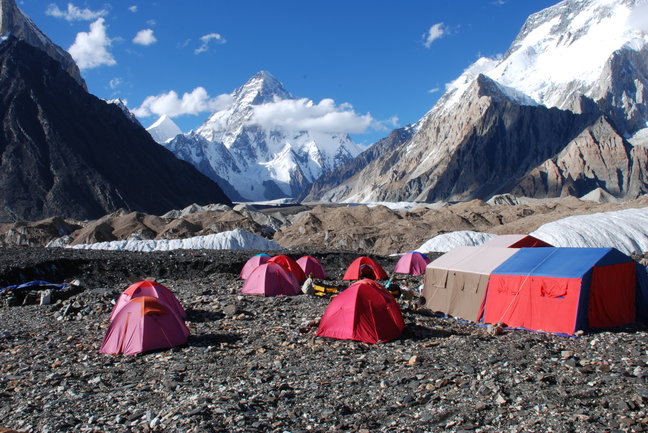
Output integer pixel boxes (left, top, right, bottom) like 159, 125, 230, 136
416, 206, 648, 255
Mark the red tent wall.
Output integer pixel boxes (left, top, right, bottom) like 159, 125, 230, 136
588, 263, 636, 328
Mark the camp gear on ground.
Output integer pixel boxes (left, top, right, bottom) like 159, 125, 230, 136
268, 255, 306, 283
313, 283, 339, 297
317, 278, 404, 344
394, 252, 430, 276
100, 296, 189, 356
110, 280, 186, 321
240, 254, 271, 279
296, 256, 328, 279
343, 257, 388, 280
242, 262, 301, 297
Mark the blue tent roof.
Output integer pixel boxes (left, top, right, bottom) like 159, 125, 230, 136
491, 247, 632, 279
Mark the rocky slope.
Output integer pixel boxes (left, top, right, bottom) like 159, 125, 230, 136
0, 0, 86, 90
0, 38, 231, 221
305, 0, 648, 203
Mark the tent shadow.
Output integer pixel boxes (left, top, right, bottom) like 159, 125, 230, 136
185, 308, 225, 323
401, 324, 462, 341
187, 332, 241, 348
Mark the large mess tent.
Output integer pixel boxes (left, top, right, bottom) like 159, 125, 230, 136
482, 247, 641, 335
423, 247, 519, 322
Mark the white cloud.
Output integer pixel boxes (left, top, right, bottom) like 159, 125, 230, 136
428, 87, 440, 94
147, 19, 156, 26
195, 33, 226, 54
129, 5, 138, 13
68, 18, 116, 69
46, 3, 107, 22
249, 98, 378, 134
132, 87, 233, 118
628, 3, 648, 32
133, 29, 156, 46
423, 23, 446, 48
109, 77, 123, 89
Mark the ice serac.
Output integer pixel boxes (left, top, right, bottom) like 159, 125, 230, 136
0, 0, 86, 90
146, 115, 183, 143
164, 71, 364, 201
0, 37, 231, 221
307, 0, 648, 203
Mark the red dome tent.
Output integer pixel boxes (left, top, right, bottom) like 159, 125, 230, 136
242, 263, 301, 297
394, 252, 431, 276
343, 256, 388, 280
100, 296, 189, 356
240, 254, 271, 280
110, 280, 186, 321
268, 255, 306, 283
317, 279, 404, 344
296, 256, 328, 279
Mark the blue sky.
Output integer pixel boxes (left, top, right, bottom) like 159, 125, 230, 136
19, 0, 559, 145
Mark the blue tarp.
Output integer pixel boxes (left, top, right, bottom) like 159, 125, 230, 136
0, 280, 69, 294
491, 247, 632, 278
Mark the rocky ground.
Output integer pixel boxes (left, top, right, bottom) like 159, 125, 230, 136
1, 248, 648, 432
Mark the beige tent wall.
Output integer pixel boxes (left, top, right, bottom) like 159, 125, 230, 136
423, 247, 519, 322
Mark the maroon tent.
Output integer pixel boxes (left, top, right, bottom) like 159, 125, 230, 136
296, 256, 328, 279
481, 234, 552, 248
268, 255, 306, 282
100, 296, 189, 356
343, 256, 388, 280
240, 254, 271, 280
242, 263, 301, 297
317, 279, 404, 344
110, 280, 186, 321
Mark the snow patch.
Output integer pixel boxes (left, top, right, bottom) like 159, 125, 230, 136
416, 231, 497, 253
66, 229, 282, 252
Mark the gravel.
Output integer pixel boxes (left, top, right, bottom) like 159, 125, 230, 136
0, 247, 647, 432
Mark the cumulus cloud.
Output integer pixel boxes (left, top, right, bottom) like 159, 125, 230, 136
132, 87, 233, 118
128, 5, 138, 13
423, 23, 446, 48
249, 98, 378, 134
133, 29, 156, 46
68, 18, 116, 69
195, 33, 226, 54
46, 3, 107, 22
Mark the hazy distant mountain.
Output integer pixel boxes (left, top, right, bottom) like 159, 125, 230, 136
0, 0, 86, 90
164, 71, 364, 201
146, 115, 182, 143
0, 37, 231, 221
306, 0, 648, 202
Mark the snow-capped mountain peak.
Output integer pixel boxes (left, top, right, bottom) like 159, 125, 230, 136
164, 71, 364, 201
438, 0, 648, 120
146, 115, 183, 144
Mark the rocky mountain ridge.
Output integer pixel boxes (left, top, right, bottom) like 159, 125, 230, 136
0, 37, 231, 221
305, 0, 648, 203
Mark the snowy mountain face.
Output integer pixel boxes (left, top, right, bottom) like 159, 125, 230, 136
164, 71, 364, 201
307, 0, 648, 203
146, 115, 182, 143
444, 0, 648, 134
0, 0, 86, 90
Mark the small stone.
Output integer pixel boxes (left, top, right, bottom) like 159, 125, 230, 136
407, 355, 418, 366
561, 350, 574, 359
495, 393, 507, 405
